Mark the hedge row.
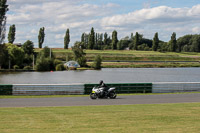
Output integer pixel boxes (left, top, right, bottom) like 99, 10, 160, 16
0, 85, 13, 95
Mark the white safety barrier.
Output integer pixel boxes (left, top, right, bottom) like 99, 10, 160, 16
152, 82, 200, 93
13, 84, 85, 95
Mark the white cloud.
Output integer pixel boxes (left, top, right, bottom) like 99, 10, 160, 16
192, 27, 200, 33
55, 34, 64, 39
6, 1, 200, 47
101, 5, 200, 28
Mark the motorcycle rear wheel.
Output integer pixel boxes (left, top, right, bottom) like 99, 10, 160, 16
90, 93, 97, 99
109, 92, 117, 99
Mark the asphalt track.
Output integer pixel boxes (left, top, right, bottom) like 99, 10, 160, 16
0, 93, 200, 107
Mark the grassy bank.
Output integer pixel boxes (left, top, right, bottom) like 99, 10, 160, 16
0, 103, 200, 132
98, 62, 200, 68
34, 49, 200, 68
35, 49, 200, 61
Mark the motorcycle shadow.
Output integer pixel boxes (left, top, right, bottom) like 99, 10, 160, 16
92, 97, 125, 100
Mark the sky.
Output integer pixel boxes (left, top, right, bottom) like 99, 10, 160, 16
6, 0, 200, 48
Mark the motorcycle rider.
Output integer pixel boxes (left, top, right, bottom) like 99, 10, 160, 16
99, 80, 108, 96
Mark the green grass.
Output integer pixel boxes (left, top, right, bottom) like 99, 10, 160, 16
0, 103, 200, 133
35, 49, 200, 59
34, 49, 200, 68
100, 62, 200, 68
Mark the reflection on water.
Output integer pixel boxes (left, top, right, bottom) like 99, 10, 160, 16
0, 68, 200, 84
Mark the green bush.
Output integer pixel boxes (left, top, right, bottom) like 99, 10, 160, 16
77, 56, 87, 67
0, 85, 13, 95
56, 64, 65, 71
13, 65, 19, 70
54, 59, 62, 66
93, 55, 102, 69
35, 57, 55, 71
23, 66, 32, 70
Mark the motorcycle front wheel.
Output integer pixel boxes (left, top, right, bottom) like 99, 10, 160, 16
90, 93, 97, 99
109, 92, 117, 99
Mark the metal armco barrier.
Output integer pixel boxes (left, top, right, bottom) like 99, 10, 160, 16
12, 84, 85, 95
1, 82, 200, 95
84, 83, 152, 94
152, 82, 200, 93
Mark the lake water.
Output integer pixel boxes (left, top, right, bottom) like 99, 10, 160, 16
0, 68, 200, 84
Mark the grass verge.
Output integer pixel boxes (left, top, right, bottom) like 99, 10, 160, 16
0, 103, 200, 133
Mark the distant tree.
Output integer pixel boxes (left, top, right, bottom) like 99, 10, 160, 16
7, 24, 15, 44
85, 33, 89, 49
81, 33, 85, 43
38, 27, 45, 48
81, 33, 89, 49
104, 32, 108, 46
6, 43, 25, 67
152, 32, 159, 51
81, 33, 85, 48
64, 28, 70, 49
98, 33, 103, 50
177, 35, 193, 52
137, 43, 150, 51
93, 54, 102, 69
35, 46, 54, 71
22, 40, 34, 66
169, 32, 177, 52
134, 32, 139, 50
182, 45, 190, 52
0, 44, 8, 68
0, 0, 9, 44
158, 42, 169, 52
35, 57, 54, 71
22, 40, 34, 55
129, 33, 134, 50
88, 27, 95, 49
117, 37, 130, 50
94, 33, 98, 49
72, 42, 85, 60
111, 30, 118, 50
72, 41, 87, 67
131, 33, 134, 39
191, 35, 200, 52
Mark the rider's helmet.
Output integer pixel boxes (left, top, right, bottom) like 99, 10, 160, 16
99, 80, 103, 85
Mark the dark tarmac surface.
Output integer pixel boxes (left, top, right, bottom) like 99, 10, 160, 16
0, 93, 200, 107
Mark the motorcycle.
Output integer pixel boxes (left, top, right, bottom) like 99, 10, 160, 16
90, 86, 117, 99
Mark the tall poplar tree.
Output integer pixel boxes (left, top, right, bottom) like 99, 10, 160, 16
111, 30, 118, 50
88, 27, 95, 49
8, 24, 15, 44
169, 32, 177, 52
0, 0, 9, 44
152, 32, 159, 51
104, 32, 108, 46
64, 28, 70, 49
38, 27, 45, 48
134, 32, 139, 50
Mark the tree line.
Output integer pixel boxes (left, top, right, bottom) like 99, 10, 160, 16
79, 27, 200, 52
4, 23, 200, 53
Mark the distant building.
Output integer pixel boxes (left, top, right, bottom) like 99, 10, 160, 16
64, 61, 80, 70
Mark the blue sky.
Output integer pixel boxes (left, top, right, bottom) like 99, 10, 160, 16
6, 0, 200, 48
